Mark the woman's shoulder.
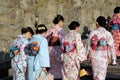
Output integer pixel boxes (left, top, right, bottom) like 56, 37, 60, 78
32, 35, 47, 41
90, 29, 99, 34
17, 35, 28, 41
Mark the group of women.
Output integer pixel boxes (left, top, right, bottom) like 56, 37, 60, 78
10, 6, 120, 80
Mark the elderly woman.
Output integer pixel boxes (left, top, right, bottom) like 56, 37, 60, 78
62, 21, 86, 80
86, 16, 114, 80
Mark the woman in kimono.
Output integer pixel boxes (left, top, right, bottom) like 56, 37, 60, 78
62, 21, 87, 80
10, 27, 34, 80
27, 24, 50, 80
47, 15, 66, 80
109, 6, 120, 57
86, 16, 113, 80
105, 24, 117, 65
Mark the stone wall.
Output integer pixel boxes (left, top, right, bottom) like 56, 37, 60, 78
0, 0, 120, 52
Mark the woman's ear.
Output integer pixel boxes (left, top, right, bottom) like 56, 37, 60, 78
96, 22, 99, 27
75, 26, 80, 32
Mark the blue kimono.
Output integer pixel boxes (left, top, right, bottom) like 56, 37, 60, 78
27, 34, 50, 80
10, 35, 28, 80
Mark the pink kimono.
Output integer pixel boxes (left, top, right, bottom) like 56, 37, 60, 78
110, 14, 120, 56
62, 30, 86, 80
86, 27, 114, 80
47, 25, 66, 79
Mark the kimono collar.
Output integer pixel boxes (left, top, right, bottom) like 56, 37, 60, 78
17, 35, 25, 38
114, 13, 120, 17
52, 24, 61, 29
70, 30, 77, 34
97, 27, 106, 31
36, 34, 45, 38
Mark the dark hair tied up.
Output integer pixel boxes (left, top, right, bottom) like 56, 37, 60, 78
21, 27, 34, 35
114, 6, 120, 14
68, 21, 80, 30
96, 16, 106, 27
53, 15, 64, 24
35, 24, 48, 34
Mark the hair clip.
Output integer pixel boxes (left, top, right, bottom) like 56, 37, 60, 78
38, 27, 45, 30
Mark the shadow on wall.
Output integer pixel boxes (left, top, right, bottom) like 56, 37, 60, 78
0, 51, 11, 79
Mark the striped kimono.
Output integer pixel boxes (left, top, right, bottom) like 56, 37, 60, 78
10, 35, 28, 80
86, 27, 114, 80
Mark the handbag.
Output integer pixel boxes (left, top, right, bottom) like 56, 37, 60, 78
79, 68, 92, 77
79, 69, 88, 77
37, 70, 54, 80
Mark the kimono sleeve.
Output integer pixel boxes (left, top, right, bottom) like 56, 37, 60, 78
19, 38, 28, 67
39, 38, 50, 67
106, 32, 116, 60
75, 33, 87, 62
86, 31, 94, 54
59, 28, 66, 43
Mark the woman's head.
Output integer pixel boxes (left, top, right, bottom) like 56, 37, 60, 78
114, 6, 120, 14
35, 24, 47, 35
96, 16, 106, 28
21, 27, 34, 39
53, 15, 64, 26
68, 21, 80, 32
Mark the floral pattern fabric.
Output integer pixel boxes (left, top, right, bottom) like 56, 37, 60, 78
110, 14, 120, 56
47, 25, 66, 79
62, 30, 86, 80
11, 35, 28, 80
86, 27, 114, 80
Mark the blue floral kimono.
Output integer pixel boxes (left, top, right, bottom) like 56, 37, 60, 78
10, 35, 28, 80
27, 34, 50, 80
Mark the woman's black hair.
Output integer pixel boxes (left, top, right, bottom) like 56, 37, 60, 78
114, 6, 120, 14
68, 21, 80, 30
35, 24, 47, 34
96, 16, 106, 27
21, 27, 34, 35
53, 15, 64, 24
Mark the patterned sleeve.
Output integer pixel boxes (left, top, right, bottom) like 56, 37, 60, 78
106, 32, 116, 60
12, 37, 28, 72
86, 31, 95, 61
75, 33, 87, 62
20, 38, 28, 67
59, 28, 66, 44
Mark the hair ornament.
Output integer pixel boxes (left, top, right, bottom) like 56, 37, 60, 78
38, 27, 45, 30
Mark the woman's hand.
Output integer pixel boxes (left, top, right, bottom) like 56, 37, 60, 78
108, 59, 111, 64
42, 67, 47, 71
23, 67, 26, 73
107, 55, 112, 64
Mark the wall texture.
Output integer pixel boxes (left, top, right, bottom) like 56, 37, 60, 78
0, 0, 120, 52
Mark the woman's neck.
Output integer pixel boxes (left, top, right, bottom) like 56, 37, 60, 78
55, 24, 61, 28
40, 33, 46, 37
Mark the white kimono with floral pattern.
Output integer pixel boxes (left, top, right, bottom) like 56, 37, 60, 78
62, 30, 86, 80
86, 27, 114, 80
11, 35, 27, 80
